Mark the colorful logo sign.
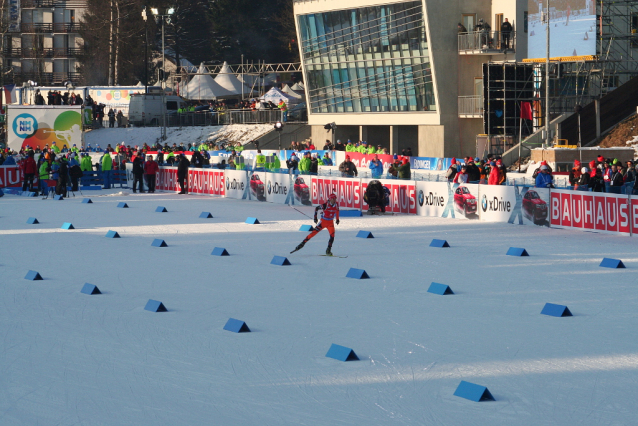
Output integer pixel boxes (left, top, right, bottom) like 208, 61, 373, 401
13, 113, 38, 139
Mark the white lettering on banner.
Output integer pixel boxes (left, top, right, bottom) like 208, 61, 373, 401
620, 203, 629, 228
633, 203, 638, 229
413, 159, 431, 169
607, 200, 617, 228
584, 197, 593, 225
572, 197, 581, 224
563, 197, 570, 222
551, 195, 560, 223
596, 200, 605, 227
0, 167, 5, 186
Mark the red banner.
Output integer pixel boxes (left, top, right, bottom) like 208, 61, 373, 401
156, 167, 225, 196
0, 166, 23, 188
361, 180, 417, 214
343, 152, 396, 170
550, 190, 631, 235
311, 177, 362, 209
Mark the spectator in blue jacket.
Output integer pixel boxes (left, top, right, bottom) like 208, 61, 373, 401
535, 165, 554, 188
369, 154, 383, 179
368, 154, 383, 179
322, 152, 333, 166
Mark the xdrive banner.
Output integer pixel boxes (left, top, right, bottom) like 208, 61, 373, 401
550, 190, 631, 235
415, 181, 479, 220
478, 185, 550, 227
224, 169, 248, 200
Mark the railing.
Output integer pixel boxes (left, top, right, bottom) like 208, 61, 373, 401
14, 72, 83, 85
5, 47, 84, 58
7, 23, 80, 33
217, 109, 283, 125
22, 0, 55, 7
20, 23, 54, 33
53, 23, 81, 33
458, 95, 483, 117
458, 31, 516, 53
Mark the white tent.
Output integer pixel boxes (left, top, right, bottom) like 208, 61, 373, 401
281, 83, 304, 100
185, 63, 235, 100
290, 82, 304, 91
259, 87, 299, 105
214, 61, 252, 96
135, 81, 144, 87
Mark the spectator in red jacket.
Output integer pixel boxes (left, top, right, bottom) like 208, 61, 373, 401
144, 155, 159, 193
488, 161, 501, 185
21, 151, 37, 192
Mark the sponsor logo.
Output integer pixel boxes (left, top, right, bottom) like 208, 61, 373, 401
423, 192, 444, 207
481, 194, 511, 212
227, 179, 244, 191
418, 190, 424, 207
413, 159, 431, 169
13, 113, 38, 138
268, 181, 287, 195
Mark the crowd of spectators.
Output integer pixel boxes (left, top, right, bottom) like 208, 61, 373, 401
445, 156, 506, 185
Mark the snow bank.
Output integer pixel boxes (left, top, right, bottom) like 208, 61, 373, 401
84, 124, 272, 149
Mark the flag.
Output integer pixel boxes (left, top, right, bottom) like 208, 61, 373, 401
3, 84, 16, 104
520, 101, 533, 120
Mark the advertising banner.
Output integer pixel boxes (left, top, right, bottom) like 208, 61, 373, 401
334, 151, 453, 171
416, 181, 479, 219
248, 171, 267, 201
7, 105, 83, 152
88, 87, 145, 113
416, 181, 448, 217
224, 169, 248, 200
291, 175, 312, 205
550, 189, 630, 235
478, 185, 517, 222
517, 186, 550, 227
361, 178, 417, 214
631, 196, 638, 237
265, 172, 295, 205
156, 167, 224, 196
8, 0, 19, 33
311, 176, 362, 209
188, 169, 225, 195
0, 165, 22, 188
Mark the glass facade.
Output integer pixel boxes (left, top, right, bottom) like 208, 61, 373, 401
298, 1, 435, 114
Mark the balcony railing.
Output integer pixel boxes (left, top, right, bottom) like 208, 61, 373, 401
458, 31, 516, 54
14, 72, 83, 85
7, 23, 80, 33
4, 47, 84, 58
458, 95, 483, 118
53, 23, 81, 33
22, 0, 55, 7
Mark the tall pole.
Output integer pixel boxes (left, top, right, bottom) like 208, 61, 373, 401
545, 0, 551, 147
144, 27, 148, 94
162, 18, 165, 89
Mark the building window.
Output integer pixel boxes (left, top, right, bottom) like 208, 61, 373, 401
298, 1, 435, 114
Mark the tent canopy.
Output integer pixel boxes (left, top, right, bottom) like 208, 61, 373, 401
281, 84, 304, 100
214, 61, 252, 96
259, 87, 299, 105
290, 82, 304, 91
185, 63, 235, 100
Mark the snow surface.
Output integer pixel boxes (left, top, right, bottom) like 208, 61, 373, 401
2, 192, 638, 425
84, 124, 273, 149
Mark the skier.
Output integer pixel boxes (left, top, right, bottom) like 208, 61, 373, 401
291, 193, 340, 256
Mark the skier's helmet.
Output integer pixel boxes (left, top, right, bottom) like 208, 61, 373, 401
328, 193, 337, 203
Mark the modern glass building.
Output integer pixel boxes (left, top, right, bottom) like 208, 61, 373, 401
297, 2, 436, 114
294, 0, 525, 158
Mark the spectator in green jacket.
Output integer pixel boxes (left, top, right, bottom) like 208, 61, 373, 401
357, 142, 368, 153
255, 150, 266, 170
298, 151, 311, 174
397, 157, 411, 180
367, 144, 376, 154
345, 142, 356, 152
100, 150, 113, 189
80, 152, 93, 171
